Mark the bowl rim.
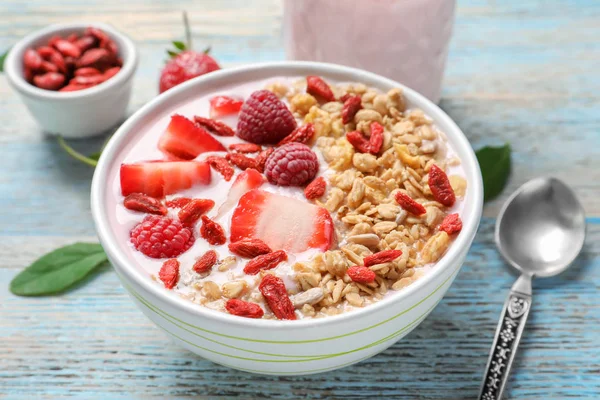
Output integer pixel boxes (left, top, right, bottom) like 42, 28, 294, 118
91, 61, 483, 329
4, 22, 138, 100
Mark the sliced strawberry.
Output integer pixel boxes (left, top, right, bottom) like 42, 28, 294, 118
158, 114, 226, 160
216, 168, 265, 218
230, 189, 335, 253
210, 95, 243, 118
120, 161, 211, 198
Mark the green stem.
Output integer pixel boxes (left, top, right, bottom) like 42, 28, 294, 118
183, 11, 192, 50
57, 136, 98, 167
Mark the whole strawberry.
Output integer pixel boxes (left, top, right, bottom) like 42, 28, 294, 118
159, 12, 220, 93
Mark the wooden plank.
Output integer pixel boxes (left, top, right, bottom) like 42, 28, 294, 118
1, 219, 598, 399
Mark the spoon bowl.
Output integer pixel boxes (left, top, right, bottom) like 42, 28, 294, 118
496, 177, 586, 277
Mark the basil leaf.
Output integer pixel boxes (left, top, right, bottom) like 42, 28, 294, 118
172, 41, 186, 51
0, 48, 9, 73
10, 243, 108, 296
476, 143, 511, 202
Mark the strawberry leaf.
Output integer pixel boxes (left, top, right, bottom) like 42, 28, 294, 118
10, 243, 108, 296
172, 41, 187, 51
203, 46, 211, 55
167, 49, 179, 58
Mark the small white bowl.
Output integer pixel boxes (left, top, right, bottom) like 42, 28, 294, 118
4, 23, 138, 138
91, 62, 483, 375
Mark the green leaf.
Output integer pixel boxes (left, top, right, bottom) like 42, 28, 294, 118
476, 143, 511, 202
10, 243, 108, 296
172, 41, 187, 51
167, 49, 179, 58
202, 45, 211, 55
57, 136, 98, 167
0, 48, 9, 73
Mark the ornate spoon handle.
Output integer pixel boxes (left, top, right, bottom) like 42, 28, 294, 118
478, 275, 532, 400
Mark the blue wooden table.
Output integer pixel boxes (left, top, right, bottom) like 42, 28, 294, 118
1, 1, 599, 398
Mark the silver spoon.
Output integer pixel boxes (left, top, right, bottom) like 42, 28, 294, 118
478, 177, 586, 400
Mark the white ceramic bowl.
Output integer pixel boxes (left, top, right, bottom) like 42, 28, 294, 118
91, 62, 483, 375
4, 23, 138, 138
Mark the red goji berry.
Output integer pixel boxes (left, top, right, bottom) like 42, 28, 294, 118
394, 191, 427, 215
346, 130, 371, 153
369, 121, 384, 155
178, 199, 215, 225
364, 249, 403, 267
166, 197, 193, 208
74, 67, 102, 77
228, 143, 262, 153
199, 215, 226, 245
75, 36, 97, 53
347, 265, 376, 283
33, 72, 65, 91
244, 250, 287, 275
53, 39, 82, 58
226, 153, 258, 170
228, 238, 272, 258
225, 299, 264, 319
304, 177, 327, 200
23, 49, 43, 71
306, 75, 335, 102
123, 193, 167, 215
342, 95, 362, 124
428, 164, 456, 207
159, 259, 180, 289
193, 249, 218, 273
258, 274, 296, 320
277, 123, 315, 146
206, 156, 235, 181
194, 116, 235, 137
439, 213, 462, 234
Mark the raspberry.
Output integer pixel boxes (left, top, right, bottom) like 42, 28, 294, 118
364, 250, 403, 267
264, 143, 319, 186
237, 90, 297, 144
130, 215, 195, 259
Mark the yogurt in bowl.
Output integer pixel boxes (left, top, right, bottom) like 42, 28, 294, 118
92, 62, 482, 375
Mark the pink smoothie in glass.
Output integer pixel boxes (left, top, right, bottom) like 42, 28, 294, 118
283, 0, 456, 103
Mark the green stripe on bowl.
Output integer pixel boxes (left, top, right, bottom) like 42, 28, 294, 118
121, 261, 460, 344
133, 285, 437, 362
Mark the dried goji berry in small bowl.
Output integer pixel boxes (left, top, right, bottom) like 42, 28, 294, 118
3, 22, 138, 138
